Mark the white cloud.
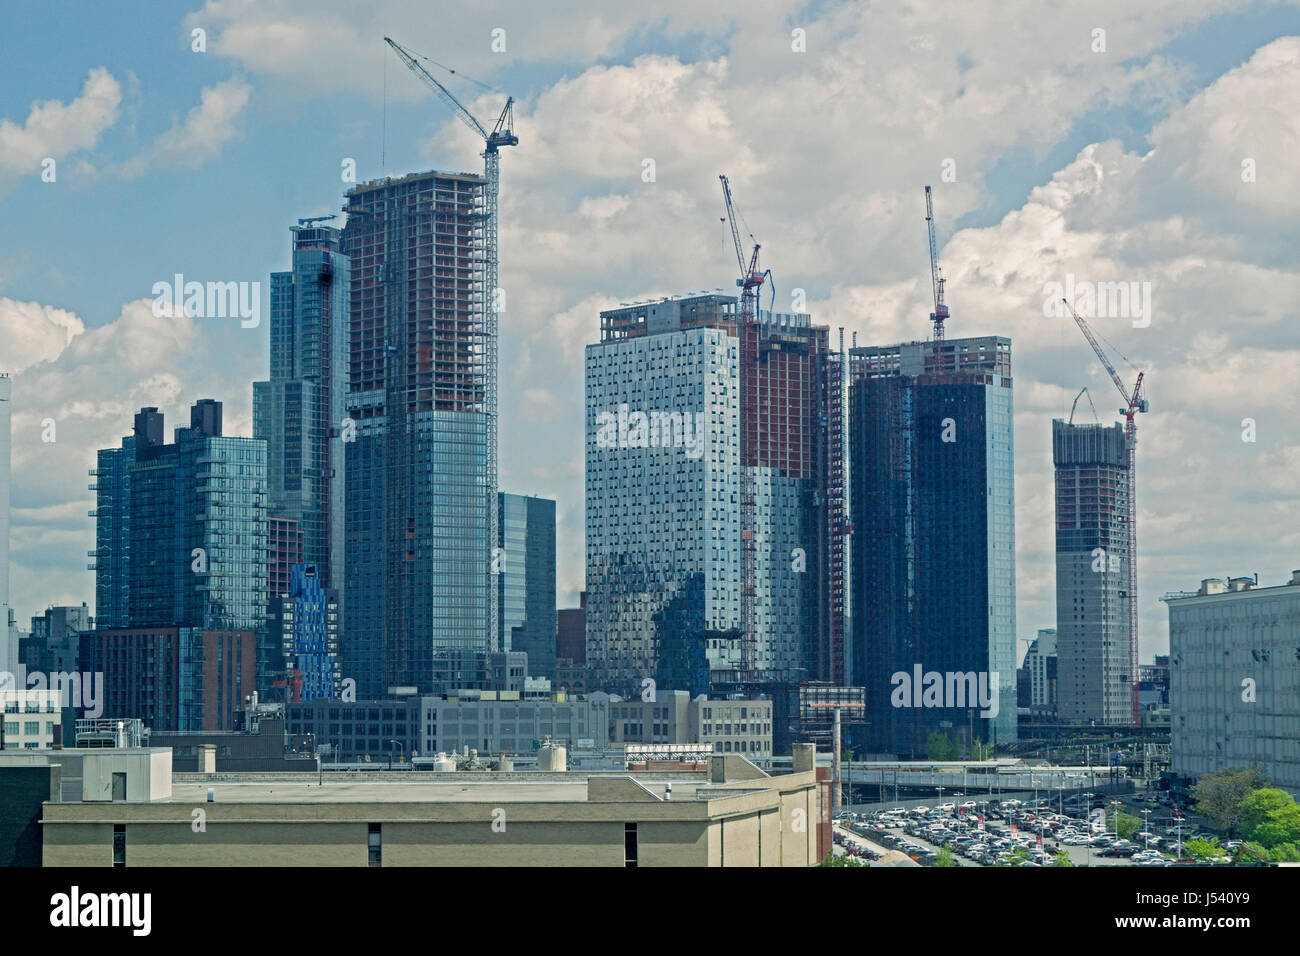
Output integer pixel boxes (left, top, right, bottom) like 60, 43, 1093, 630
189, 0, 753, 95
5, 295, 254, 619
114, 78, 252, 178
0, 67, 122, 175
0, 299, 85, 374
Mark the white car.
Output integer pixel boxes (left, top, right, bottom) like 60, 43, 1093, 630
938, 803, 956, 811
961, 801, 977, 809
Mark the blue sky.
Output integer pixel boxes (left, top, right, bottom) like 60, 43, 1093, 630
3, 0, 1299, 663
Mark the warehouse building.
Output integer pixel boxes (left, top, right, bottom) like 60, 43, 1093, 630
25, 744, 826, 866
1165, 572, 1300, 796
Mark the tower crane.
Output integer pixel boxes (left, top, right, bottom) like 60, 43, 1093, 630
719, 174, 769, 681
924, 186, 949, 368
385, 36, 517, 648
1062, 297, 1148, 723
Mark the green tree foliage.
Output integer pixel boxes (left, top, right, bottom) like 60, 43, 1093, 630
1251, 802, 1300, 849
1238, 788, 1294, 835
1193, 767, 1268, 835
1184, 837, 1223, 861
1106, 805, 1141, 840
1052, 849, 1074, 867
969, 738, 994, 761
1237, 841, 1269, 865
935, 846, 956, 867
1267, 843, 1300, 863
997, 847, 1029, 867
819, 852, 870, 867
926, 730, 961, 761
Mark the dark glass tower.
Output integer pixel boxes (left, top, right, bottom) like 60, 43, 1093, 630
497, 493, 557, 680
93, 401, 267, 634
342, 170, 494, 698
253, 222, 349, 602
849, 337, 1016, 755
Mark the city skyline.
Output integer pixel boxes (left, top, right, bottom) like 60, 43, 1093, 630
3, 4, 1300, 665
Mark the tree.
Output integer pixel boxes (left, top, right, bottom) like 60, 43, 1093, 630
1267, 843, 1300, 863
998, 847, 1029, 867
819, 852, 869, 867
969, 738, 994, 761
1106, 805, 1141, 840
1184, 837, 1222, 861
1052, 849, 1073, 867
1251, 803, 1300, 849
935, 846, 956, 867
926, 730, 960, 761
1239, 788, 1294, 836
1193, 767, 1268, 835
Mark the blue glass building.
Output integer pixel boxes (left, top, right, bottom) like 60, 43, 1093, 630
341, 171, 494, 698
585, 294, 835, 699
849, 337, 1017, 754
585, 296, 743, 697
93, 400, 268, 633
253, 222, 349, 600
266, 563, 340, 702
497, 493, 557, 680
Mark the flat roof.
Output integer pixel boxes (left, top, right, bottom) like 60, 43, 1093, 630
1164, 581, 1300, 602
167, 778, 712, 804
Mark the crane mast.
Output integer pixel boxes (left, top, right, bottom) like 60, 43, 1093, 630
924, 186, 949, 368
385, 37, 517, 651
1062, 298, 1147, 723
719, 174, 764, 681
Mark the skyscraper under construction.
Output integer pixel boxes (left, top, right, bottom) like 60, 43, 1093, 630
585, 293, 842, 715
342, 170, 496, 698
1053, 418, 1132, 724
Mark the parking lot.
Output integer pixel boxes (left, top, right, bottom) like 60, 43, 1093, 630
834, 793, 1226, 867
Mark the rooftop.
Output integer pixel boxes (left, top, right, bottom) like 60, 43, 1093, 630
168, 777, 711, 804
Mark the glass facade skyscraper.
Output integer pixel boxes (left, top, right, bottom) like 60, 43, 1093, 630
586, 307, 741, 696
496, 493, 557, 680
253, 222, 349, 603
92, 401, 268, 635
849, 337, 1017, 755
341, 170, 495, 698
586, 293, 833, 697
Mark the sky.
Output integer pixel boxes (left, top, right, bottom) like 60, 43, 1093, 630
2, 0, 1298, 664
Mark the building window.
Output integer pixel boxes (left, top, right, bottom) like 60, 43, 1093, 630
624, 823, 638, 868
368, 823, 382, 867
113, 824, 126, 867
